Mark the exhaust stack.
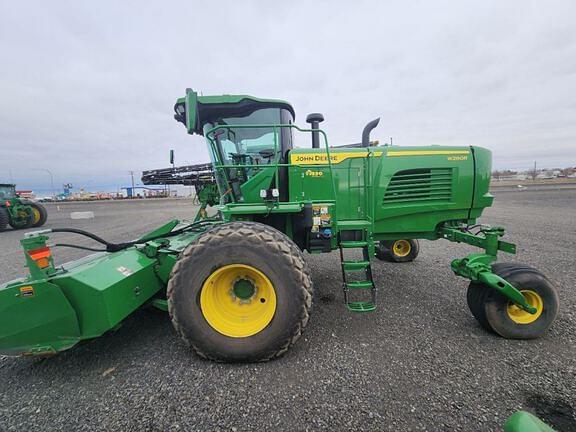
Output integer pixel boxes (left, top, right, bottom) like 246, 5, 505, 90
362, 118, 380, 147
306, 113, 325, 149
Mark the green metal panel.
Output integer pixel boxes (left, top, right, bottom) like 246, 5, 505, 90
240, 167, 276, 203
373, 146, 475, 236
470, 146, 494, 218
184, 89, 198, 133
288, 148, 370, 221
0, 280, 80, 355
504, 411, 557, 432
223, 202, 303, 217
302, 163, 362, 220
0, 226, 211, 356
288, 145, 487, 239
50, 249, 164, 337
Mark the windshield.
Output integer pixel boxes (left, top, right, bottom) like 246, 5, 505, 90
203, 108, 284, 166
0, 185, 15, 199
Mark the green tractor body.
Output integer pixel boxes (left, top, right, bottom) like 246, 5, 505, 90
0, 184, 48, 231
0, 90, 559, 361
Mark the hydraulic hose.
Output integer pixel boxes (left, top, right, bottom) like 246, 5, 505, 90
37, 219, 218, 253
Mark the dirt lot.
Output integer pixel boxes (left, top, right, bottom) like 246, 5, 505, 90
0, 189, 575, 431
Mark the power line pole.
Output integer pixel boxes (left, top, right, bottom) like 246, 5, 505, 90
46, 169, 55, 199
129, 171, 135, 198
32, 168, 56, 198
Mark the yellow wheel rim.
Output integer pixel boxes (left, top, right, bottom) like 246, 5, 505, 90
31, 207, 41, 224
507, 290, 544, 324
393, 240, 411, 258
200, 264, 277, 338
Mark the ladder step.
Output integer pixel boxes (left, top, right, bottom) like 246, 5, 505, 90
347, 301, 376, 313
345, 281, 374, 290
339, 241, 368, 249
342, 260, 370, 271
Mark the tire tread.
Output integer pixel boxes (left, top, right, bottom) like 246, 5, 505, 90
167, 221, 313, 362
0, 207, 8, 232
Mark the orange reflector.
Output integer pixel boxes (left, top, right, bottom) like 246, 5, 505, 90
28, 247, 52, 268
5, 201, 10, 207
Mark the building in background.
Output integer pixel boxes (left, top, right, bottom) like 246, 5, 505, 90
15, 190, 35, 199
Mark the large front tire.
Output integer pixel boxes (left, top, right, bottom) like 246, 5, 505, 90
167, 222, 313, 362
467, 263, 559, 339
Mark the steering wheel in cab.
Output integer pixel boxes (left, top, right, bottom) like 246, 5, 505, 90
258, 149, 276, 163
228, 153, 254, 165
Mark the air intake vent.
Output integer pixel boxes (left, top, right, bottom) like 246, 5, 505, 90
383, 168, 453, 204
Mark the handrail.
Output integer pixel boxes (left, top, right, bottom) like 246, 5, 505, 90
204, 123, 338, 203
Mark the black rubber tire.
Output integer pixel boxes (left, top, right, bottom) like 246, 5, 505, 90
29, 203, 48, 227
466, 263, 559, 339
0, 207, 8, 232
375, 239, 420, 262
466, 263, 529, 332
167, 221, 313, 362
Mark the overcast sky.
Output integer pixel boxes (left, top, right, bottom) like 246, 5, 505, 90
1, 1, 575, 194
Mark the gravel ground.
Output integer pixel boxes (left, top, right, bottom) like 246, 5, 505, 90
0, 190, 575, 432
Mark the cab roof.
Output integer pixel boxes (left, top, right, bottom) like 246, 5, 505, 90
174, 89, 295, 135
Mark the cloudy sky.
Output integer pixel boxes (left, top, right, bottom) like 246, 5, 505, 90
1, 1, 575, 194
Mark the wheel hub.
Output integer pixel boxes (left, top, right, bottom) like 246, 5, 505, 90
393, 240, 411, 257
31, 207, 41, 224
507, 290, 543, 324
231, 277, 256, 302
200, 264, 277, 338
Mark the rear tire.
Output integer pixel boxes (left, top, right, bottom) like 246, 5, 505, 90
167, 222, 313, 362
466, 263, 559, 339
375, 239, 419, 262
29, 203, 48, 227
0, 207, 8, 232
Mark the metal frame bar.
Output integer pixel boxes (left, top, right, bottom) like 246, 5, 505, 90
439, 224, 536, 314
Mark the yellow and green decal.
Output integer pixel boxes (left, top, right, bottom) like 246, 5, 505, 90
387, 150, 469, 161
291, 151, 383, 165
291, 149, 469, 165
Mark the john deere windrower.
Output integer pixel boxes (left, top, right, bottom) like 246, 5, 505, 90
0, 89, 559, 361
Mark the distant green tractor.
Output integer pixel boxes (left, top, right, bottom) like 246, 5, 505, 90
0, 184, 47, 232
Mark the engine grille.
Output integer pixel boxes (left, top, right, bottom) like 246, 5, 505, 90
383, 168, 453, 204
